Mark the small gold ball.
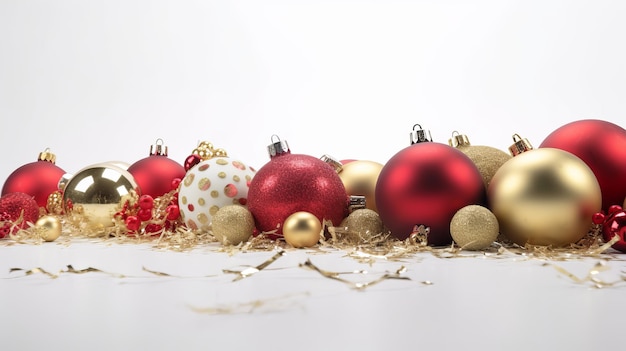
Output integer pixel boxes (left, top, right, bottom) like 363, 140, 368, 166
341, 209, 384, 242
35, 215, 62, 242
450, 205, 499, 250
212, 205, 255, 245
283, 211, 322, 248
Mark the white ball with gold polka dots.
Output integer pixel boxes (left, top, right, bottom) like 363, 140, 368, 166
178, 157, 256, 231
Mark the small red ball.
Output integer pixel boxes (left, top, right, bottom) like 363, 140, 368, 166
0, 192, 40, 236
125, 215, 141, 232
128, 155, 185, 199
375, 142, 485, 246
137, 208, 152, 222
601, 210, 626, 253
166, 204, 180, 221
2, 160, 65, 208
184, 155, 202, 172
592, 212, 606, 225
540, 119, 626, 210
138, 195, 154, 210
248, 153, 348, 236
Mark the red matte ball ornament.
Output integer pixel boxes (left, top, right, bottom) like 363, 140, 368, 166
127, 139, 186, 199
2, 149, 66, 208
375, 125, 486, 246
540, 119, 626, 210
247, 136, 349, 236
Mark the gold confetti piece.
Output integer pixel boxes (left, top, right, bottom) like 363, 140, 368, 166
299, 259, 410, 290
189, 292, 309, 315
9, 267, 58, 279
421, 280, 434, 285
223, 250, 286, 281
8, 265, 126, 279
142, 267, 173, 277
545, 261, 626, 289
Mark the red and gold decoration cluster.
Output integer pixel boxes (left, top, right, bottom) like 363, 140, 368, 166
2, 119, 626, 254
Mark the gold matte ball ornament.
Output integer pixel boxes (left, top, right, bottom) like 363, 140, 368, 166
35, 215, 62, 242
282, 211, 322, 248
488, 147, 602, 247
338, 160, 384, 212
450, 205, 499, 250
212, 205, 255, 245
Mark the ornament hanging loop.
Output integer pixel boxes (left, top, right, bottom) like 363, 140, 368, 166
267, 134, 291, 159
150, 138, 168, 156
448, 131, 471, 148
410, 124, 432, 145
508, 133, 534, 156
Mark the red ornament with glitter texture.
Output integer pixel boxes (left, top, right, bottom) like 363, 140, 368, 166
1, 149, 66, 208
375, 125, 486, 246
247, 136, 349, 237
0, 192, 40, 237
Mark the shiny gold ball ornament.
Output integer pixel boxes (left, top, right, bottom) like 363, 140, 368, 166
340, 208, 384, 242
450, 205, 499, 250
449, 132, 512, 188
211, 205, 255, 245
338, 160, 384, 212
35, 215, 62, 242
488, 135, 602, 247
62, 162, 139, 228
282, 211, 322, 248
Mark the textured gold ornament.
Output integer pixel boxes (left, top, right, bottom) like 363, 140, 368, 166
449, 132, 511, 188
338, 160, 384, 212
62, 162, 138, 228
35, 215, 62, 242
212, 205, 254, 245
488, 148, 601, 247
283, 211, 322, 248
340, 208, 384, 242
450, 205, 499, 250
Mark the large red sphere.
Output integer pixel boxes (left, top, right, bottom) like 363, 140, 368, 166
128, 155, 186, 198
375, 142, 485, 246
540, 119, 626, 210
247, 154, 348, 236
2, 161, 65, 208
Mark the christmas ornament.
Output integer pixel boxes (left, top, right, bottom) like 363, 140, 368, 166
450, 205, 499, 250
338, 160, 384, 212
488, 134, 602, 247
0, 192, 39, 237
539, 119, 626, 210
63, 162, 139, 228
127, 139, 185, 198
592, 205, 626, 253
448, 131, 511, 189
340, 208, 384, 242
212, 205, 255, 245
35, 215, 62, 242
178, 143, 255, 231
375, 125, 485, 245
2, 148, 66, 208
283, 211, 322, 248
247, 136, 348, 236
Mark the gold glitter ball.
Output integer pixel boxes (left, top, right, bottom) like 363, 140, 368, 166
450, 205, 499, 250
340, 208, 384, 242
458, 145, 511, 188
212, 205, 254, 245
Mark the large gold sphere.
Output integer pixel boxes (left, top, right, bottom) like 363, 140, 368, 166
338, 160, 383, 212
63, 162, 138, 228
488, 148, 601, 247
282, 211, 322, 248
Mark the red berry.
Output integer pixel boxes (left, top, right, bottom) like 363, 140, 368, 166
592, 212, 606, 225
125, 216, 140, 232
171, 178, 181, 190
145, 223, 162, 235
166, 205, 180, 220
138, 195, 154, 210
137, 208, 152, 222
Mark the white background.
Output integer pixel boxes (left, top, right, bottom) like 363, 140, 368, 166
2, 1, 626, 350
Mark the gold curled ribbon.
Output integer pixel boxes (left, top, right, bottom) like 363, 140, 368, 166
545, 260, 626, 288
299, 259, 410, 290
223, 250, 286, 281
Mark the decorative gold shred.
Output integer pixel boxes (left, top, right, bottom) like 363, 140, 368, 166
223, 250, 286, 281
299, 258, 410, 290
545, 260, 626, 288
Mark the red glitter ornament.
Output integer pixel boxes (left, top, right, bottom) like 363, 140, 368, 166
540, 119, 626, 210
247, 137, 348, 236
127, 139, 186, 199
0, 192, 40, 237
375, 127, 485, 246
2, 149, 66, 208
